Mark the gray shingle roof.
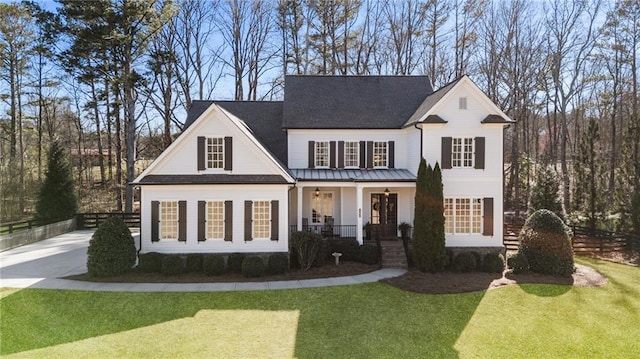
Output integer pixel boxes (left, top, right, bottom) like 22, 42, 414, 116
404, 77, 463, 127
481, 114, 514, 124
282, 75, 433, 129
291, 169, 416, 182
137, 174, 290, 185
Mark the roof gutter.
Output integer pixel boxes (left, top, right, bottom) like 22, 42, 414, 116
414, 122, 423, 159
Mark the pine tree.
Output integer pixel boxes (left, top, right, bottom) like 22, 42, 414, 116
528, 165, 566, 222
412, 158, 429, 271
423, 162, 447, 272
35, 141, 78, 224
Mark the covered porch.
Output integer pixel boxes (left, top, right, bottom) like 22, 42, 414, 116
289, 169, 416, 244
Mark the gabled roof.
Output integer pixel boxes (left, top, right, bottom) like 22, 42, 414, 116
282, 75, 433, 129
404, 77, 463, 127
137, 174, 290, 185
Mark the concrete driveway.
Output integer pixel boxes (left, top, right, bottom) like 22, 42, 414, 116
0, 230, 405, 292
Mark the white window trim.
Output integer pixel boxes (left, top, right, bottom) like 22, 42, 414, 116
159, 200, 179, 240
373, 141, 388, 169
205, 200, 225, 240
252, 200, 271, 240
445, 197, 483, 235
206, 137, 225, 170
452, 137, 475, 168
344, 141, 359, 168
315, 141, 330, 168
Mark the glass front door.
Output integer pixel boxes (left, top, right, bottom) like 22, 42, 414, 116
371, 193, 397, 237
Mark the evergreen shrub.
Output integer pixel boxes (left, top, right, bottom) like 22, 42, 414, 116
185, 254, 203, 273
268, 253, 289, 274
453, 252, 477, 272
470, 251, 483, 268
87, 217, 136, 277
328, 238, 360, 261
35, 141, 78, 224
161, 255, 185, 275
242, 256, 265, 278
138, 252, 163, 273
507, 252, 529, 274
203, 254, 226, 275
356, 244, 379, 264
482, 252, 505, 273
227, 253, 246, 273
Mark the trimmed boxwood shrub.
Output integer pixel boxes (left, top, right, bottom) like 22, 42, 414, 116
518, 209, 574, 277
203, 254, 226, 275
268, 253, 289, 274
161, 255, 185, 275
138, 252, 163, 273
507, 252, 529, 274
328, 238, 360, 261
470, 251, 483, 269
87, 217, 136, 277
356, 244, 379, 265
482, 252, 505, 273
445, 248, 455, 270
227, 253, 246, 273
242, 256, 265, 278
186, 254, 203, 273
453, 252, 477, 272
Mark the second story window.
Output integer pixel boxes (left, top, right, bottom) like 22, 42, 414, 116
452, 137, 474, 168
207, 137, 224, 169
315, 141, 329, 168
373, 141, 388, 168
344, 141, 359, 168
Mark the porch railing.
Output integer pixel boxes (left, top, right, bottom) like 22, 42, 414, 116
289, 224, 357, 239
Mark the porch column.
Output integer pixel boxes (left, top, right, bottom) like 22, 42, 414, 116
356, 184, 364, 244
297, 185, 303, 230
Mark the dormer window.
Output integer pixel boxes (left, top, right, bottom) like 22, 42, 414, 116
315, 141, 329, 168
207, 137, 224, 169
373, 141, 388, 168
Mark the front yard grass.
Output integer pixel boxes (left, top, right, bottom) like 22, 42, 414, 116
1, 257, 638, 358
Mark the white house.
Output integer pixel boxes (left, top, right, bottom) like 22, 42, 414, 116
132, 75, 513, 255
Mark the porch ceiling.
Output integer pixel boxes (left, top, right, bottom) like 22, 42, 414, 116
291, 169, 416, 182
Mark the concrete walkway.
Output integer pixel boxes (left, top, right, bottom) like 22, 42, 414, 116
0, 230, 406, 292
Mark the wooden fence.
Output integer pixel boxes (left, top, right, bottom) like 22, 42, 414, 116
76, 212, 140, 229
0, 219, 40, 235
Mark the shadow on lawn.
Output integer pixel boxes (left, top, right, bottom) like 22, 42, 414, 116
0, 284, 486, 357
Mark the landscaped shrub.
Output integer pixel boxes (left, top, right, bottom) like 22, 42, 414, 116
445, 248, 455, 270
290, 231, 323, 271
482, 252, 505, 273
185, 254, 203, 273
328, 238, 360, 261
314, 239, 330, 266
161, 255, 185, 275
507, 252, 529, 274
518, 209, 574, 277
203, 254, 226, 275
137, 252, 163, 273
268, 253, 289, 274
470, 251, 483, 268
227, 253, 246, 273
242, 256, 265, 278
453, 252, 477, 272
356, 244, 379, 265
87, 217, 137, 277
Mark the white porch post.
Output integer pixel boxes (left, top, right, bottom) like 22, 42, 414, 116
297, 185, 303, 230
356, 184, 364, 244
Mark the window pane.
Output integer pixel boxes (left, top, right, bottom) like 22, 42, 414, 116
315, 141, 329, 167
207, 137, 224, 169
253, 200, 271, 239
207, 201, 224, 239
344, 141, 359, 167
452, 138, 473, 168
472, 198, 482, 233
444, 198, 454, 234
312, 192, 333, 224
373, 141, 387, 167
160, 201, 178, 239
455, 198, 471, 233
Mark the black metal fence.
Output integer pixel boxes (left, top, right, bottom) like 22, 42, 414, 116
289, 224, 357, 239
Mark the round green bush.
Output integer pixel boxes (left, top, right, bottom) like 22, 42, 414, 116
470, 251, 483, 268
242, 256, 265, 278
268, 253, 289, 274
203, 255, 226, 275
227, 253, 246, 273
186, 254, 203, 273
482, 252, 505, 273
445, 248, 455, 269
453, 252, 477, 272
507, 252, 530, 274
161, 255, 185, 275
356, 244, 379, 265
87, 217, 136, 277
519, 209, 574, 277
137, 252, 163, 273
328, 238, 360, 261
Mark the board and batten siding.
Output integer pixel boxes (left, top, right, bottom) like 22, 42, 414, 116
140, 184, 289, 254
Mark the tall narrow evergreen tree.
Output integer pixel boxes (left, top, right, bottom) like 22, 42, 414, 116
424, 162, 447, 272
35, 141, 78, 224
412, 158, 429, 271
529, 165, 566, 222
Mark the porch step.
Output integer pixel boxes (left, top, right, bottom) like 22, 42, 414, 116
379, 240, 408, 269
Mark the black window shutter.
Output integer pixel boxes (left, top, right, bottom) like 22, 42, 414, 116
330, 141, 336, 168
366, 141, 373, 169
244, 200, 253, 241
271, 200, 279, 241
442, 137, 452, 169
483, 197, 494, 236
308, 141, 315, 168
224, 136, 233, 171
178, 200, 187, 241
151, 201, 159, 242
224, 200, 233, 241
474, 137, 485, 169
197, 136, 206, 170
198, 201, 206, 241
359, 141, 366, 168
338, 141, 344, 168
388, 141, 395, 168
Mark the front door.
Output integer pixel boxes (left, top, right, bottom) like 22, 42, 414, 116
371, 193, 397, 237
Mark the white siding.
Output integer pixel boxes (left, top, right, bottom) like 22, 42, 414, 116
140, 184, 290, 254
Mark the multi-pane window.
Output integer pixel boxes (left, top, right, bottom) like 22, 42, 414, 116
373, 141, 388, 167
253, 200, 271, 239
444, 198, 482, 234
344, 141, 359, 168
207, 201, 225, 239
312, 192, 333, 224
452, 138, 474, 168
207, 137, 224, 169
315, 141, 329, 167
160, 201, 178, 239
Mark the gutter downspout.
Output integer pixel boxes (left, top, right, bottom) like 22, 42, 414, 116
414, 123, 423, 160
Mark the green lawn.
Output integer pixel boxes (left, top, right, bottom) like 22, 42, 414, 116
1, 257, 638, 358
